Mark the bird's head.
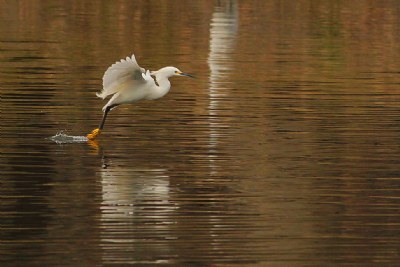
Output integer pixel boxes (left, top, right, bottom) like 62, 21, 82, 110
151, 66, 194, 79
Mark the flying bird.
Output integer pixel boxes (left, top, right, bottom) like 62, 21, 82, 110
86, 54, 193, 140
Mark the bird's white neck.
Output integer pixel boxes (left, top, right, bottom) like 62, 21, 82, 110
155, 75, 171, 89
151, 75, 171, 99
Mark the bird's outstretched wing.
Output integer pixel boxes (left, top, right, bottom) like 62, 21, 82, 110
96, 54, 148, 99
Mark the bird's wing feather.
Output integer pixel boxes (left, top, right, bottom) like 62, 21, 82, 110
96, 54, 148, 99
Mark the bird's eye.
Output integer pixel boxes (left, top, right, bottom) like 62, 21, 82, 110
175, 71, 178, 74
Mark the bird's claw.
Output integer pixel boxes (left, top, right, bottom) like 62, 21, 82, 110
86, 128, 101, 140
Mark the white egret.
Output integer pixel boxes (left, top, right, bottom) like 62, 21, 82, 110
86, 54, 193, 140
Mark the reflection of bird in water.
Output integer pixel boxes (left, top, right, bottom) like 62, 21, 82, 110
87, 54, 194, 140
86, 139, 101, 152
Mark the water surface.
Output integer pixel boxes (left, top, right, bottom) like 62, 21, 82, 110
1, 1, 400, 266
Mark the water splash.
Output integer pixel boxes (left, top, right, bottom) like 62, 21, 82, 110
49, 130, 88, 144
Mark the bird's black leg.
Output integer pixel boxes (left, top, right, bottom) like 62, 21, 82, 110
87, 104, 118, 140
99, 107, 111, 130
99, 104, 118, 130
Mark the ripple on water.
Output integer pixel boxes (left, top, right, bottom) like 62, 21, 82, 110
48, 131, 88, 144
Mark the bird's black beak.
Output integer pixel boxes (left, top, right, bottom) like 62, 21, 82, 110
180, 72, 195, 78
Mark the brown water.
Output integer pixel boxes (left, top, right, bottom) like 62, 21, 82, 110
1, 1, 400, 266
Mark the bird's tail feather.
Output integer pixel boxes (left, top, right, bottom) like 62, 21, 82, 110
96, 91, 106, 99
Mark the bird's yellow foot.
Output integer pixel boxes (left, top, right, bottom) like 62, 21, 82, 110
86, 128, 101, 140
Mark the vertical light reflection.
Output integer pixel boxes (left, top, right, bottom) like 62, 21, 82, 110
207, 0, 238, 174
206, 0, 239, 256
